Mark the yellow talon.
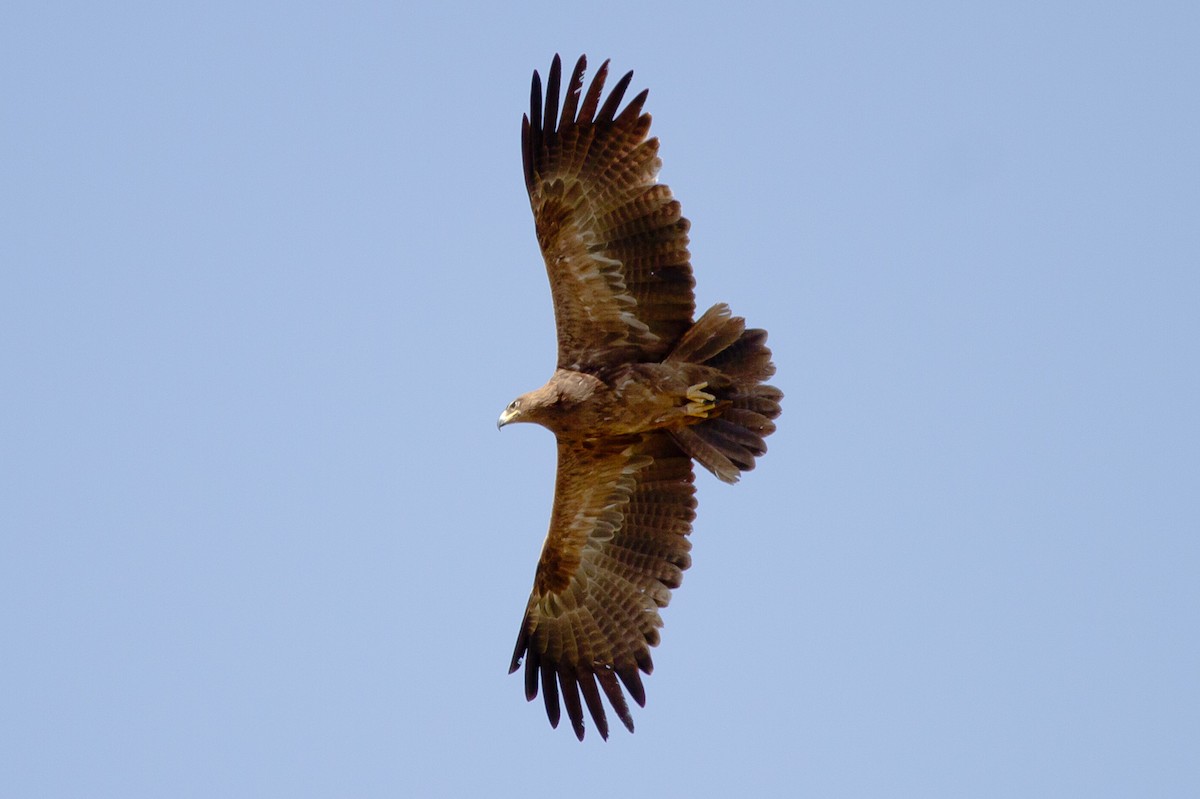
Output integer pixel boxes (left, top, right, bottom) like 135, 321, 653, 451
684, 382, 717, 418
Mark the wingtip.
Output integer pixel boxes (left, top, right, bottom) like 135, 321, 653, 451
617, 665, 647, 708
596, 68, 635, 123
544, 55, 562, 134
510, 620, 530, 674
542, 661, 561, 728
529, 68, 543, 133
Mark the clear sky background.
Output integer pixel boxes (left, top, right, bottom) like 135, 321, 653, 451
3, 2, 1198, 796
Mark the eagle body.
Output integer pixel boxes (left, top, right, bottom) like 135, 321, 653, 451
499, 55, 782, 740
499, 362, 724, 439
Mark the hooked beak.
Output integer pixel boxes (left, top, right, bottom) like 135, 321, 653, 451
497, 407, 519, 429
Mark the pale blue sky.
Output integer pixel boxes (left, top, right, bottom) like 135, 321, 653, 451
3, 2, 1198, 796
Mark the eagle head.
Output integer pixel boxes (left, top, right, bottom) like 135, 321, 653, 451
498, 374, 593, 431
497, 385, 557, 429
497, 395, 530, 429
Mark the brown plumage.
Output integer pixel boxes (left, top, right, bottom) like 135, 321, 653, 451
499, 55, 782, 740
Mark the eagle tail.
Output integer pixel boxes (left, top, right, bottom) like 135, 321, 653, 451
666, 304, 782, 483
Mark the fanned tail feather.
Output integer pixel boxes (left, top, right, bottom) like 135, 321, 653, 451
667, 304, 782, 483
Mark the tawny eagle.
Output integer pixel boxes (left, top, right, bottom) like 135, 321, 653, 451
499, 55, 782, 740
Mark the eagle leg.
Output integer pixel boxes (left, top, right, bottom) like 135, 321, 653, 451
684, 382, 717, 418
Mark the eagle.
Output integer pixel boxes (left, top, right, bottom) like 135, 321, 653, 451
498, 54, 782, 740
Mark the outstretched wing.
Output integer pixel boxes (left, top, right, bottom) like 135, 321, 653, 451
509, 433, 696, 740
523, 54, 696, 371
